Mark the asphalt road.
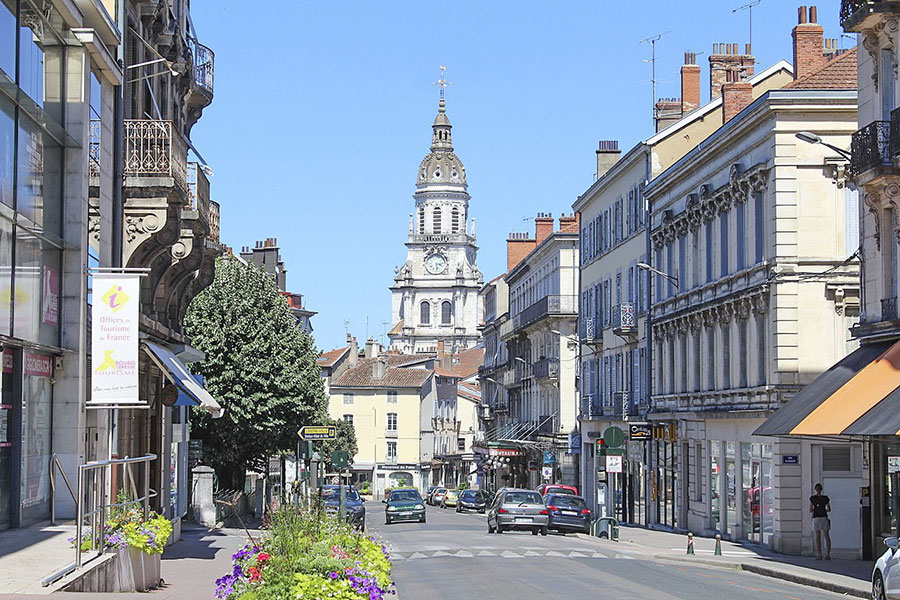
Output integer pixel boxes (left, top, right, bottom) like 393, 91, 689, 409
365, 501, 847, 600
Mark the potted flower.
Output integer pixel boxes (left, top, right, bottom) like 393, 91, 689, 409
119, 513, 171, 591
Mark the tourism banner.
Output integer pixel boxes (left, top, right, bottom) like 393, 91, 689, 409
90, 274, 141, 405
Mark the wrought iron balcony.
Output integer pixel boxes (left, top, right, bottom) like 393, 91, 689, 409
89, 119, 101, 180
841, 1, 900, 30
501, 368, 517, 387
882, 297, 898, 321
533, 357, 559, 381
209, 200, 220, 242
611, 303, 637, 337
517, 294, 577, 330
187, 38, 215, 96
492, 401, 508, 415
892, 108, 900, 159
850, 121, 891, 179
579, 394, 602, 419
124, 119, 188, 188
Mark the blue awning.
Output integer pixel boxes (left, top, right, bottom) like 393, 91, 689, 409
143, 341, 223, 418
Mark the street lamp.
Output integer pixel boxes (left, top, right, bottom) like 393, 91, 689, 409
515, 357, 527, 365
637, 262, 678, 286
795, 131, 852, 161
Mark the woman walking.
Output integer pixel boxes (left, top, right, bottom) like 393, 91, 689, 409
809, 483, 831, 560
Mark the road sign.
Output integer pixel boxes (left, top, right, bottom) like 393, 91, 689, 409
541, 466, 553, 479
331, 476, 340, 485
606, 455, 624, 473
628, 423, 652, 441
299, 425, 336, 440
542, 450, 557, 465
603, 426, 625, 448
331, 449, 350, 469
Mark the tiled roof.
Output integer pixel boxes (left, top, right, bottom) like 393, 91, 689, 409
317, 346, 349, 367
434, 367, 458, 378
458, 381, 481, 402
783, 48, 857, 90
448, 348, 484, 379
387, 354, 434, 367
388, 320, 404, 336
331, 359, 433, 389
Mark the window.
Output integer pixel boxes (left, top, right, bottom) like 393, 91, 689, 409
754, 192, 765, 263
719, 212, 729, 277
441, 301, 452, 324
706, 221, 714, 283
420, 301, 430, 325
693, 332, 701, 392
668, 338, 675, 394
458, 438, 465, 452
707, 328, 716, 391
451, 208, 460, 233
680, 335, 688, 392
678, 235, 687, 292
738, 319, 748, 388
845, 188, 859, 256
387, 391, 398, 404
433, 207, 441, 233
386, 441, 397, 462
666, 241, 675, 297
757, 314, 767, 386
695, 443, 704, 501
387, 412, 397, 431
722, 323, 731, 389
343, 393, 354, 405
418, 207, 425, 234
343, 414, 353, 425
736, 201, 745, 271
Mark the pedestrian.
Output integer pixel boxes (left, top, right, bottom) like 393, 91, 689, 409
809, 483, 831, 560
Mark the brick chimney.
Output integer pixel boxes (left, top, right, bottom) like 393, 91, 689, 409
507, 232, 536, 271
535, 213, 554, 245
709, 43, 755, 99
365, 338, 379, 359
722, 81, 753, 122
347, 334, 359, 367
559, 213, 579, 233
596, 140, 620, 180
793, 6, 826, 80
373, 356, 386, 381
681, 52, 701, 113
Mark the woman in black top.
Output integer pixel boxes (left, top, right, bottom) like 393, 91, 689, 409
809, 483, 831, 560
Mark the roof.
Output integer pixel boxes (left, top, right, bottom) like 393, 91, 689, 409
388, 320, 404, 336
386, 354, 435, 367
331, 358, 433, 389
783, 48, 857, 90
458, 381, 481, 402
448, 347, 484, 379
317, 346, 349, 368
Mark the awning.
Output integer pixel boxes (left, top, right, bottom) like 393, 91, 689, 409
755, 340, 899, 437
143, 341, 224, 418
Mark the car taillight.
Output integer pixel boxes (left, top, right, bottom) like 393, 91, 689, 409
540, 509, 549, 515
498, 508, 508, 514
547, 505, 558, 511
581, 509, 591, 515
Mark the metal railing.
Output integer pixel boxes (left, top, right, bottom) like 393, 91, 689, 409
517, 295, 578, 330
186, 162, 211, 222
89, 119, 101, 180
188, 38, 215, 96
612, 303, 637, 336
883, 297, 898, 321
124, 119, 188, 187
850, 121, 891, 178
49, 453, 77, 526
580, 394, 602, 419
840, 0, 868, 22
533, 357, 559, 380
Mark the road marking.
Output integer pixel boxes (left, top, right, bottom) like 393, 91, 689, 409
568, 551, 588, 558
523, 551, 542, 556
545, 550, 567, 557
431, 551, 452, 557
501, 551, 520, 558
477, 550, 497, 556
407, 552, 427, 560
454, 551, 473, 557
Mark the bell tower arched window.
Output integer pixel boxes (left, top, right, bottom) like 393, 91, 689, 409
451, 208, 460, 233
441, 301, 452, 324
420, 301, 431, 325
433, 207, 442, 233
418, 207, 425, 234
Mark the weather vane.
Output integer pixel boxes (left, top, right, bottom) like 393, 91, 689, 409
434, 65, 452, 101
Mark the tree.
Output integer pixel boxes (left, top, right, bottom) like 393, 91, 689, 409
320, 417, 358, 468
185, 257, 333, 489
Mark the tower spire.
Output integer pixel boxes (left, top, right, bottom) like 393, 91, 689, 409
431, 66, 453, 151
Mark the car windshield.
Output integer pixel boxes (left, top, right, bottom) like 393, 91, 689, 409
435, 488, 446, 494
505, 491, 542, 504
390, 490, 421, 502
321, 487, 360, 501
548, 495, 586, 508
460, 491, 477, 500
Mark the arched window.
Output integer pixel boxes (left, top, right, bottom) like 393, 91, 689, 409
418, 208, 425, 233
420, 301, 430, 325
433, 207, 442, 233
451, 208, 460, 233
441, 301, 452, 324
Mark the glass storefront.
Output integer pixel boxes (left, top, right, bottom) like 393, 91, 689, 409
877, 440, 900, 539
710, 441, 720, 531
0, 348, 14, 529
652, 437, 677, 528
21, 350, 51, 522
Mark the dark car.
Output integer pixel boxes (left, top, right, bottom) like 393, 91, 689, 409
320, 485, 366, 529
384, 488, 426, 525
456, 489, 488, 513
544, 493, 591, 534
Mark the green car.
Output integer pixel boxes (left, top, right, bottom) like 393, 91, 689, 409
384, 488, 426, 525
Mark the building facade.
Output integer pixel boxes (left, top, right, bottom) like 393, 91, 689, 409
389, 98, 483, 354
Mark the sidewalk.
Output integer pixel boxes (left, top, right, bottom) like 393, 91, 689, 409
578, 525, 872, 598
0, 522, 79, 594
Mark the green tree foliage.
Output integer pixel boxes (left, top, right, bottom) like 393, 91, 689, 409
185, 257, 343, 488
320, 417, 358, 469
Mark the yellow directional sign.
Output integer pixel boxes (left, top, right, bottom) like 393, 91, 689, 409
298, 425, 336, 440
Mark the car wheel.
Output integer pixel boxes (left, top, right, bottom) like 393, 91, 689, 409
531, 528, 538, 536
385, 519, 391, 525
873, 573, 886, 600
420, 517, 426, 524
496, 524, 504, 534
540, 526, 548, 536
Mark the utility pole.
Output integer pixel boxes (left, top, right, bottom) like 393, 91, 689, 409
733, 1, 761, 51
640, 32, 671, 130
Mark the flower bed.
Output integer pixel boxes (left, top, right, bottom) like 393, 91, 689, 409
215, 507, 395, 600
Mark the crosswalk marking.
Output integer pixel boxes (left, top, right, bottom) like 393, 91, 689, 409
391, 548, 622, 561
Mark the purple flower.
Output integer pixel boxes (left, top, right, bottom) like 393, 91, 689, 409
329, 571, 339, 579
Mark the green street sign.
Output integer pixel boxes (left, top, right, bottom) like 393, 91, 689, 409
299, 425, 336, 441
331, 450, 350, 469
603, 426, 626, 448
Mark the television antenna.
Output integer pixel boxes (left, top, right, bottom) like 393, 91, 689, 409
640, 31, 671, 129
344, 319, 351, 336
733, 1, 762, 51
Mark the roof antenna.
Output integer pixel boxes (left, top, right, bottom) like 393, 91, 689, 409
733, 1, 762, 52
640, 31, 671, 130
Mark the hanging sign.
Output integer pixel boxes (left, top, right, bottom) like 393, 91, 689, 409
606, 455, 624, 474
90, 274, 141, 405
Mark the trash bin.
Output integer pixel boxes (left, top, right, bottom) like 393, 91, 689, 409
593, 516, 619, 541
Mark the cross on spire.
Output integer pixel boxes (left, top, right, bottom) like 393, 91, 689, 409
433, 65, 452, 109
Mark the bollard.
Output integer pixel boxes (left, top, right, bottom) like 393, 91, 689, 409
714, 534, 722, 556
687, 532, 695, 555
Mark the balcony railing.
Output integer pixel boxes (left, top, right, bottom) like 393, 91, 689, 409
492, 401, 508, 415
841, 1, 900, 28
611, 303, 637, 336
882, 297, 898, 321
518, 295, 577, 329
89, 119, 101, 179
579, 394, 602, 419
841, 0, 868, 22
501, 368, 517, 387
187, 38, 215, 96
186, 162, 210, 222
498, 318, 516, 339
850, 121, 891, 178
124, 119, 188, 188
533, 357, 559, 380
209, 200, 220, 242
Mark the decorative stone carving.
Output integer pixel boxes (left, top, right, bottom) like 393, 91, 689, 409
863, 33, 880, 92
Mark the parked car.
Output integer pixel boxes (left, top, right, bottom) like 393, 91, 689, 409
544, 493, 591, 534
429, 487, 447, 506
456, 489, 488, 513
872, 536, 900, 600
441, 489, 460, 508
426, 485, 441, 504
384, 488, 426, 525
535, 483, 578, 496
486, 488, 548, 535
320, 485, 366, 529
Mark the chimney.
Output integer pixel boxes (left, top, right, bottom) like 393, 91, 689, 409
365, 338, 378, 359
535, 213, 554, 245
654, 97, 683, 132
373, 356, 386, 381
681, 52, 701, 113
793, 5, 826, 80
348, 336, 359, 367
437, 340, 445, 357
559, 213, 579, 233
722, 81, 753, 122
709, 42, 755, 99
507, 232, 536, 271
595, 140, 621, 180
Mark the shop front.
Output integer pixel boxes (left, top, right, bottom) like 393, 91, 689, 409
374, 463, 423, 498
473, 443, 526, 493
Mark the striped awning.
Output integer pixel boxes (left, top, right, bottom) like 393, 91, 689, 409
755, 340, 900, 437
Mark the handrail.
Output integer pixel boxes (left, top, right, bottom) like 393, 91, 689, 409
49, 453, 77, 526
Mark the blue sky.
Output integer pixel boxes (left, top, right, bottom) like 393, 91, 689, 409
189, 0, 844, 352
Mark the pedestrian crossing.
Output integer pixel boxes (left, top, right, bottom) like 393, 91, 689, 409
390, 548, 632, 561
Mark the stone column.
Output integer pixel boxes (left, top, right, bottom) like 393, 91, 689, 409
190, 466, 216, 527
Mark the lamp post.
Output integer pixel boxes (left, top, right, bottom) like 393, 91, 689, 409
795, 131, 852, 161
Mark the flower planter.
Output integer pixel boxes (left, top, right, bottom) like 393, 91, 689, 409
126, 546, 161, 591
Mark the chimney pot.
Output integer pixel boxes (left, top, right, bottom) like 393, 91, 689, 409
798, 6, 807, 24
745, 43, 751, 54
810, 6, 817, 23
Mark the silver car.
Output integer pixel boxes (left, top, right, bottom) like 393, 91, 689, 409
486, 488, 549, 535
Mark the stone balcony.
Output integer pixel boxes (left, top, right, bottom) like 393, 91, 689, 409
841, 0, 900, 31
533, 357, 559, 381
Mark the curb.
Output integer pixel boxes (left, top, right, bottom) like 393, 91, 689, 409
739, 562, 869, 599
650, 553, 743, 571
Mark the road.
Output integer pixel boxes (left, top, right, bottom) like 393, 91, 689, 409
365, 501, 848, 600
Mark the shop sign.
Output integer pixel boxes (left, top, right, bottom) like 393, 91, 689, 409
24, 352, 52, 377
606, 455, 624, 473
652, 422, 677, 441
541, 466, 553, 479
377, 463, 418, 471
889, 456, 900, 474
629, 423, 652, 441
90, 274, 141, 405
542, 450, 557, 465
489, 447, 523, 457
42, 266, 58, 325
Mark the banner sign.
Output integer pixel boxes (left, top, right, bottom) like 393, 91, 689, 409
90, 274, 141, 405
42, 267, 58, 325
24, 352, 52, 377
